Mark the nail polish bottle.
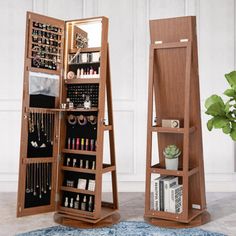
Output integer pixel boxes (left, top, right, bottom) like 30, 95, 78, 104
76, 138, 80, 150
80, 159, 83, 168
72, 138, 75, 149
67, 137, 71, 149
85, 139, 89, 151
64, 197, 69, 207
81, 196, 87, 211
81, 138, 84, 150
85, 160, 89, 169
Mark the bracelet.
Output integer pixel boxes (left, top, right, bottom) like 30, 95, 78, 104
77, 115, 87, 126
67, 114, 77, 125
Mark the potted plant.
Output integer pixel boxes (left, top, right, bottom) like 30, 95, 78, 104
163, 144, 181, 170
205, 71, 236, 141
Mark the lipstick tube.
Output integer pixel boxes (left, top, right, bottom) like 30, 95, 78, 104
76, 138, 80, 150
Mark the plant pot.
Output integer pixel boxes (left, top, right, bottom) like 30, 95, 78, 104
165, 157, 178, 170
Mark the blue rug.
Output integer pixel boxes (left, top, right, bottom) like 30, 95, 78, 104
17, 221, 226, 236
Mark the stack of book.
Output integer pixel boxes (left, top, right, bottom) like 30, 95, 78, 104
153, 176, 183, 214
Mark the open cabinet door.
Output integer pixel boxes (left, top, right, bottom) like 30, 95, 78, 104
17, 12, 65, 217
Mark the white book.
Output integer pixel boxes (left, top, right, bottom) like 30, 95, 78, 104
164, 176, 179, 212
88, 180, 96, 191
153, 176, 166, 211
169, 185, 183, 214
77, 178, 87, 190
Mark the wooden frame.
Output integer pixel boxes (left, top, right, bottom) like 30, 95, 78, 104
17, 12, 119, 226
144, 16, 210, 228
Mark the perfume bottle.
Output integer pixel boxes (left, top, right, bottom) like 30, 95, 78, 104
80, 159, 83, 168
70, 198, 74, 208
64, 197, 69, 207
84, 95, 91, 109
74, 194, 80, 209
72, 158, 77, 167
66, 158, 71, 166
88, 196, 93, 212
81, 196, 87, 211
85, 160, 89, 169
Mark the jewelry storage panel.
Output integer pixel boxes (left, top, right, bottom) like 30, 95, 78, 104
66, 84, 99, 109
30, 21, 62, 71
24, 162, 52, 208
27, 111, 55, 157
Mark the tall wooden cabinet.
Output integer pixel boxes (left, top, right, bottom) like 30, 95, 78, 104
17, 12, 119, 227
144, 16, 210, 227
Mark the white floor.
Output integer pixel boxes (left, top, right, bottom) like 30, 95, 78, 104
0, 192, 235, 236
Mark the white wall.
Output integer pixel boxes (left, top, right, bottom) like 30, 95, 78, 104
0, 0, 235, 192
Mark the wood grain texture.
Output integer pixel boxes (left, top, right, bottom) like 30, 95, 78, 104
145, 16, 208, 226
17, 13, 118, 226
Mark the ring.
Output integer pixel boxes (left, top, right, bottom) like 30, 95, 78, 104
77, 115, 87, 126
87, 115, 97, 125
67, 114, 77, 125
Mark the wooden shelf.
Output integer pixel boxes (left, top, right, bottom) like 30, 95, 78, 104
65, 78, 100, 84
69, 47, 101, 54
61, 164, 115, 174
151, 126, 196, 134
61, 186, 95, 195
58, 206, 94, 218
58, 205, 117, 223
68, 61, 100, 65
150, 164, 183, 176
151, 164, 199, 177
65, 108, 99, 112
61, 166, 96, 174
62, 149, 96, 156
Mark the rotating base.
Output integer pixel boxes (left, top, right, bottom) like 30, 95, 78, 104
54, 212, 120, 229
144, 211, 210, 228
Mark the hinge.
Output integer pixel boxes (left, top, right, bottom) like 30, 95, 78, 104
180, 38, 189, 42
154, 40, 163, 44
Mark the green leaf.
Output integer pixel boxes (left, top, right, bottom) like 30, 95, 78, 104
222, 123, 231, 134
205, 103, 225, 116
225, 71, 236, 90
205, 95, 224, 109
212, 117, 228, 128
224, 100, 231, 114
232, 122, 236, 129
224, 89, 236, 97
230, 129, 236, 141
207, 118, 214, 131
